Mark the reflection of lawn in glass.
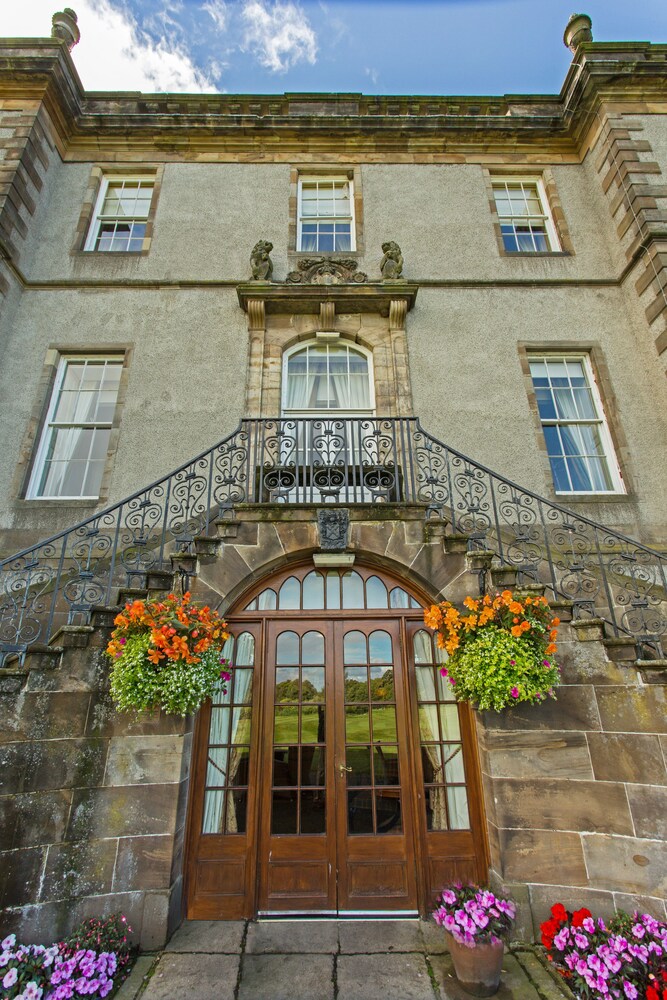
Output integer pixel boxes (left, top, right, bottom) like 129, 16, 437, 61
346, 706, 396, 743
273, 706, 396, 744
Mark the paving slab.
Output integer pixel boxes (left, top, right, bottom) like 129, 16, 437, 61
165, 918, 245, 953
513, 949, 577, 1000
420, 918, 449, 955
237, 953, 334, 1000
432, 951, 543, 999
140, 953, 239, 1000
337, 953, 436, 1000
338, 918, 424, 953
114, 955, 157, 999
246, 919, 339, 953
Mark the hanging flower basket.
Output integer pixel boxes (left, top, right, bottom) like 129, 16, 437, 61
424, 590, 560, 712
105, 592, 231, 716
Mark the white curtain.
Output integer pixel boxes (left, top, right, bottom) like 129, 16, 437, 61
415, 666, 448, 831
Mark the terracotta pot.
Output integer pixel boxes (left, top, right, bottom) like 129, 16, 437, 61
444, 931, 505, 997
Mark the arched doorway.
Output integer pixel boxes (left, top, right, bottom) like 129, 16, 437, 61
185, 564, 488, 919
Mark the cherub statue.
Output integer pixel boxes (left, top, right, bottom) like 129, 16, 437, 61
250, 240, 273, 281
380, 241, 404, 280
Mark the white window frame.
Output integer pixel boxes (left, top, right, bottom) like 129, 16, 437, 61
528, 353, 625, 495
281, 340, 375, 417
84, 175, 154, 253
296, 175, 356, 253
27, 355, 123, 500
492, 175, 560, 253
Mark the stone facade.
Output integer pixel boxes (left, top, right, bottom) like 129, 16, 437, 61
0, 18, 666, 949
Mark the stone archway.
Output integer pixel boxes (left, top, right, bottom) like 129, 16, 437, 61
184, 534, 489, 920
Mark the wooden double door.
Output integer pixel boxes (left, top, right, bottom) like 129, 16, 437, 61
186, 566, 487, 919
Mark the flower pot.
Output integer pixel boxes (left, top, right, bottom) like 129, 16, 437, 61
444, 931, 505, 997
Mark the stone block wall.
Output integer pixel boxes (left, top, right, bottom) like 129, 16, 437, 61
480, 619, 667, 937
1, 510, 666, 947
0, 616, 191, 950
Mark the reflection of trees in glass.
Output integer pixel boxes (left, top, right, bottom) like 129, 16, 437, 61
276, 679, 299, 702
371, 668, 394, 702
345, 668, 394, 714
345, 675, 366, 711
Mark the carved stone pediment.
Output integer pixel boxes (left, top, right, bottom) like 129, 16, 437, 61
286, 257, 367, 285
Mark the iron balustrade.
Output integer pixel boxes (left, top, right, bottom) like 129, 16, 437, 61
1, 416, 665, 665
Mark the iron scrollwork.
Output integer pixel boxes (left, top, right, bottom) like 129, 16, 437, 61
1, 416, 666, 665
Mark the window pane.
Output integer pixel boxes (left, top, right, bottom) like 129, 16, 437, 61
302, 631, 325, 665
439, 705, 461, 741
276, 631, 299, 666
302, 571, 325, 609
443, 745, 465, 783
278, 577, 300, 609
302, 705, 325, 743
205, 747, 229, 787
276, 668, 300, 702
234, 634, 255, 667
447, 786, 470, 829
342, 572, 364, 608
369, 630, 392, 664
413, 630, 433, 664
376, 790, 401, 833
302, 667, 325, 702
326, 572, 341, 609
365, 576, 388, 608
300, 791, 326, 833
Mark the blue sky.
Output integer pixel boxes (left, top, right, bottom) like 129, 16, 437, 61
7, 0, 667, 95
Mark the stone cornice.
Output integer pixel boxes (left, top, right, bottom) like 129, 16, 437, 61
236, 282, 419, 317
1, 39, 667, 157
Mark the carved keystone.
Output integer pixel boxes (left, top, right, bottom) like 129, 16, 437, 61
317, 508, 349, 551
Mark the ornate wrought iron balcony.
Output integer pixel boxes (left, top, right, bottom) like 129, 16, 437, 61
1, 417, 665, 665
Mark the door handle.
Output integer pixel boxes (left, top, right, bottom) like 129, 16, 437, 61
337, 763, 353, 773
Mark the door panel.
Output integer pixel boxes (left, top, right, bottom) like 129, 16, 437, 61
405, 622, 488, 905
258, 622, 336, 912
186, 625, 261, 919
335, 621, 418, 912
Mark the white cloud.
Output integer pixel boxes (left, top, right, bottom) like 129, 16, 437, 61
202, 0, 229, 32
240, 0, 317, 73
3, 0, 218, 93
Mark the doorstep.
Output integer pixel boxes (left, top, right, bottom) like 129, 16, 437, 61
115, 920, 576, 1000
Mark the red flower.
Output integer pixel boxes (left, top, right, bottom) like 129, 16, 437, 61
551, 903, 568, 922
571, 907, 592, 927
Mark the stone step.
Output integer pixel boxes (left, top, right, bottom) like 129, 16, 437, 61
602, 635, 638, 661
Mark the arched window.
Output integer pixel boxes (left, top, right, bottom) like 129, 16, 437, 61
282, 342, 374, 415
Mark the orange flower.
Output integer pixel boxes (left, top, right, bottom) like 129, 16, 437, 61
147, 648, 164, 664
511, 625, 523, 637
551, 617, 561, 627
546, 643, 557, 654
424, 606, 443, 629
509, 601, 523, 614
463, 597, 479, 612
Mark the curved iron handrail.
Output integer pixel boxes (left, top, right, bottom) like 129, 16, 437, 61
1, 416, 665, 665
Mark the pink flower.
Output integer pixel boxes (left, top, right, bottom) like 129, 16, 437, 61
510, 687, 519, 698
509, 659, 516, 665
